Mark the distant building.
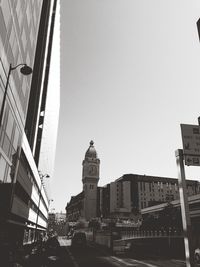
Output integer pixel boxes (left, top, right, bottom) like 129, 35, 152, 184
66, 140, 100, 221
66, 192, 84, 221
55, 212, 66, 222
48, 212, 67, 236
48, 213, 56, 231
66, 146, 200, 222
100, 174, 200, 219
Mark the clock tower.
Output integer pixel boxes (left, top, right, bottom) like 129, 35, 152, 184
82, 140, 100, 220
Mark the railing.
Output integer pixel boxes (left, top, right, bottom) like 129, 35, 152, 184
121, 229, 183, 239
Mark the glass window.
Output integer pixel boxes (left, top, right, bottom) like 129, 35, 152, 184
0, 36, 4, 57
21, 76, 27, 96
5, 164, 12, 183
9, 26, 15, 48
26, 4, 31, 27
13, 126, 20, 151
140, 182, 142, 191
0, 155, 7, 182
0, 9, 7, 49
1, 1, 11, 28
0, 81, 3, 110
1, 50, 9, 77
12, 39, 19, 63
33, 7, 37, 27
30, 27, 34, 47
21, 28, 27, 50
26, 53, 31, 67
7, 44, 14, 66
16, 0, 21, 17
16, 1, 24, 29
2, 133, 11, 156
6, 110, 14, 139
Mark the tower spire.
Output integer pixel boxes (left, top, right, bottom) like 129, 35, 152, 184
90, 140, 94, 146
85, 140, 97, 159
82, 140, 100, 220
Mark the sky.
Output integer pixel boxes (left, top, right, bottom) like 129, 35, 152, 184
51, 0, 200, 212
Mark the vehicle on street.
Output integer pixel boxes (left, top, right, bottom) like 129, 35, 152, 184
45, 234, 60, 256
71, 232, 87, 248
67, 233, 73, 239
194, 247, 200, 263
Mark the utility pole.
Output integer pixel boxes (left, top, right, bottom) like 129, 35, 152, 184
175, 149, 194, 267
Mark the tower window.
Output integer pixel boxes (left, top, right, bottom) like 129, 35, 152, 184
90, 184, 94, 189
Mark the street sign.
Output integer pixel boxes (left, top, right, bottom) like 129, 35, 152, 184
181, 124, 200, 166
184, 155, 200, 166
181, 124, 200, 155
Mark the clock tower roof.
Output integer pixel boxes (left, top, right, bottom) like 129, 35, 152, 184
85, 140, 97, 159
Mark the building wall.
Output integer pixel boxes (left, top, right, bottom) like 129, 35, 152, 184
137, 178, 197, 210
109, 180, 131, 217
110, 182, 117, 213
38, 0, 60, 181
0, 0, 59, 246
66, 192, 84, 222
0, 0, 42, 185
83, 178, 98, 220
100, 184, 110, 218
123, 181, 131, 212
103, 174, 200, 219
67, 172, 200, 222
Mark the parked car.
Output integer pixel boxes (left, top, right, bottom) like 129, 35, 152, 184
194, 248, 200, 263
71, 232, 87, 248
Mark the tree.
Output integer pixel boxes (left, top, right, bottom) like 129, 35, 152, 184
88, 219, 100, 230
159, 203, 182, 231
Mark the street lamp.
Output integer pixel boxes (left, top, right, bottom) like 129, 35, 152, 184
34, 173, 50, 242
0, 63, 33, 127
49, 199, 54, 207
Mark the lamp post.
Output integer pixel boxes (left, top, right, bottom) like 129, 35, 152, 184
0, 63, 33, 225
0, 63, 32, 127
49, 199, 54, 206
34, 173, 50, 242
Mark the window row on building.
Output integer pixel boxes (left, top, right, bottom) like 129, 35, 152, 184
66, 173, 200, 222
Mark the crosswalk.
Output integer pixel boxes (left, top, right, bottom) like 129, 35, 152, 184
102, 256, 186, 267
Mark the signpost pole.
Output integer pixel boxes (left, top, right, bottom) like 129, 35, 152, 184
175, 149, 194, 267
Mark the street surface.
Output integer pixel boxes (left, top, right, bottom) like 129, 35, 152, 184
58, 236, 187, 267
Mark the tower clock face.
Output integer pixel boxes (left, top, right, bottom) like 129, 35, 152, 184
88, 165, 97, 176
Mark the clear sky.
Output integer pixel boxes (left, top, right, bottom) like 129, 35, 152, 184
51, 0, 200, 212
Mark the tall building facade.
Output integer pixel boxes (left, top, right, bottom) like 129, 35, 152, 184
0, 0, 59, 248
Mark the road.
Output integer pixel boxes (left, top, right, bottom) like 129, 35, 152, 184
58, 236, 187, 267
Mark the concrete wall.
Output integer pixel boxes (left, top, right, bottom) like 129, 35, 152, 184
93, 230, 111, 248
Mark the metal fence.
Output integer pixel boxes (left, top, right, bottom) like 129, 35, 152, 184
121, 229, 183, 239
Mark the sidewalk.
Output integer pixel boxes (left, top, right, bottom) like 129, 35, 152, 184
8, 243, 75, 267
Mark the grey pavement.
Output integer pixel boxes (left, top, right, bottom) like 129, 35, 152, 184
10, 236, 193, 267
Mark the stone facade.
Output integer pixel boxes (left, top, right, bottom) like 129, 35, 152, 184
66, 141, 100, 221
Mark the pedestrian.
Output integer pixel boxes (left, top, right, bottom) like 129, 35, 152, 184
45, 232, 60, 255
